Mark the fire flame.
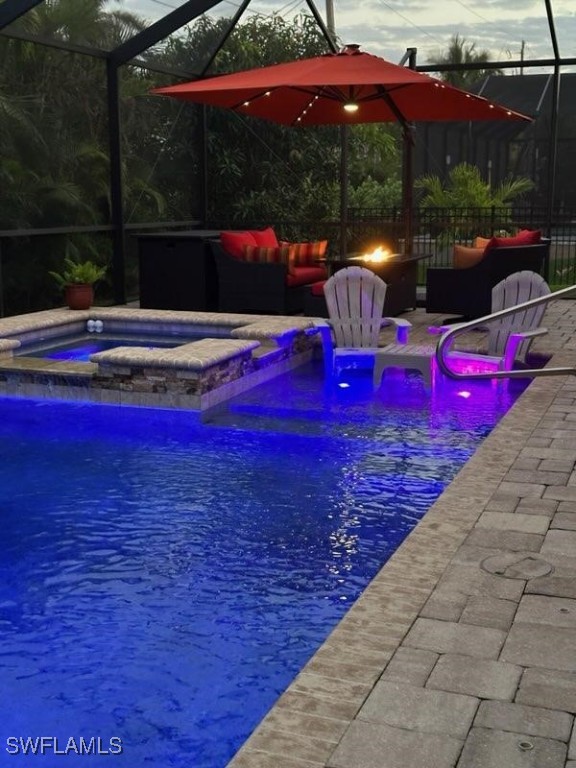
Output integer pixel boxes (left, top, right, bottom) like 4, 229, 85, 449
360, 246, 391, 263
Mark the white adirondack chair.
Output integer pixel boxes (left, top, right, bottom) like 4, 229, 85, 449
314, 266, 411, 378
486, 270, 550, 366
430, 270, 550, 372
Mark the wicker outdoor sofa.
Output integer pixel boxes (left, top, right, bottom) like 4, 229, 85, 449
209, 231, 327, 315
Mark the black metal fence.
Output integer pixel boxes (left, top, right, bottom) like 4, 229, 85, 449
345, 205, 576, 288
231, 205, 576, 289
1, 205, 576, 318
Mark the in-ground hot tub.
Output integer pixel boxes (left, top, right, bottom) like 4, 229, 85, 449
14, 321, 231, 362
0, 307, 320, 411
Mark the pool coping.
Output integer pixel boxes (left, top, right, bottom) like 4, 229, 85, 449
228, 298, 576, 768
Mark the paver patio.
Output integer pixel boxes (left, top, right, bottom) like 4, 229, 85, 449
229, 296, 576, 768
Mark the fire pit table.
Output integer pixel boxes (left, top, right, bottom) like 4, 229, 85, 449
304, 252, 432, 317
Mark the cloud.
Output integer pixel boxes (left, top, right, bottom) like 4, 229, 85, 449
107, 0, 179, 22
335, 14, 575, 71
108, 0, 575, 72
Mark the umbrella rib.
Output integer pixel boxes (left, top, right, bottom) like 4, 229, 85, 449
231, 84, 356, 125
230, 84, 345, 112
230, 89, 274, 111
374, 85, 409, 130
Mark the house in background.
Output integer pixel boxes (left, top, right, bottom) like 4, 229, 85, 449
413, 73, 576, 210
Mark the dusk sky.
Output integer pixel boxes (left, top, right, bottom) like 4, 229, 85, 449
113, 0, 574, 73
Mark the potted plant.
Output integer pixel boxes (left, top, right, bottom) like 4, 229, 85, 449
49, 257, 107, 310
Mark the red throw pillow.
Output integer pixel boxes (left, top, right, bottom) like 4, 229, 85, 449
221, 231, 258, 259
516, 229, 542, 243
487, 229, 541, 249
249, 227, 278, 248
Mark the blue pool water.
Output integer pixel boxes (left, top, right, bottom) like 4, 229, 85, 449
0, 362, 527, 767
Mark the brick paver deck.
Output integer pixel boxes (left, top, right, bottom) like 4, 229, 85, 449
229, 297, 576, 768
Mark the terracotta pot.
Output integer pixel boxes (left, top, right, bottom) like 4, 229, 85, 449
65, 283, 94, 310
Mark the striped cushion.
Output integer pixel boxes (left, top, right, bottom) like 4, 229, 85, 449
241, 244, 295, 264
282, 240, 328, 267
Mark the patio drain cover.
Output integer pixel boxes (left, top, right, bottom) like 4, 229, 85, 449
481, 553, 554, 580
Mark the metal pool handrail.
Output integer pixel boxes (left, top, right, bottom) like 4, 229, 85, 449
435, 283, 576, 381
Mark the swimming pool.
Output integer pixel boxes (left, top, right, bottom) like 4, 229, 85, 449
0, 362, 527, 767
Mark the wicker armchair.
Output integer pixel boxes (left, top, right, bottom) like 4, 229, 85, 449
425, 240, 550, 319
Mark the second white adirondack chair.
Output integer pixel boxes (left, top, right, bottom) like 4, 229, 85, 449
430, 270, 551, 373
486, 270, 550, 366
314, 266, 411, 378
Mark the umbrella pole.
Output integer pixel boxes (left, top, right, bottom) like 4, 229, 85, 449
402, 125, 414, 256
339, 125, 349, 258
398, 48, 417, 257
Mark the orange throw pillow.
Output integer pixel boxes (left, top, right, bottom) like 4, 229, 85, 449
473, 236, 491, 249
453, 245, 485, 269
280, 240, 328, 269
293, 240, 328, 265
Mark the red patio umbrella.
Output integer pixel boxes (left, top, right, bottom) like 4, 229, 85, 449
153, 46, 531, 252
153, 45, 530, 127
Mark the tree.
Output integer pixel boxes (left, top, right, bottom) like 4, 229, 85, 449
0, 4, 404, 313
416, 162, 533, 208
157, 13, 403, 227
0, 0, 153, 230
427, 34, 502, 89
415, 162, 534, 239
0, 0, 159, 313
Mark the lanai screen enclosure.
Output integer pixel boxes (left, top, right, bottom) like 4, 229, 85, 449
0, 0, 572, 311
